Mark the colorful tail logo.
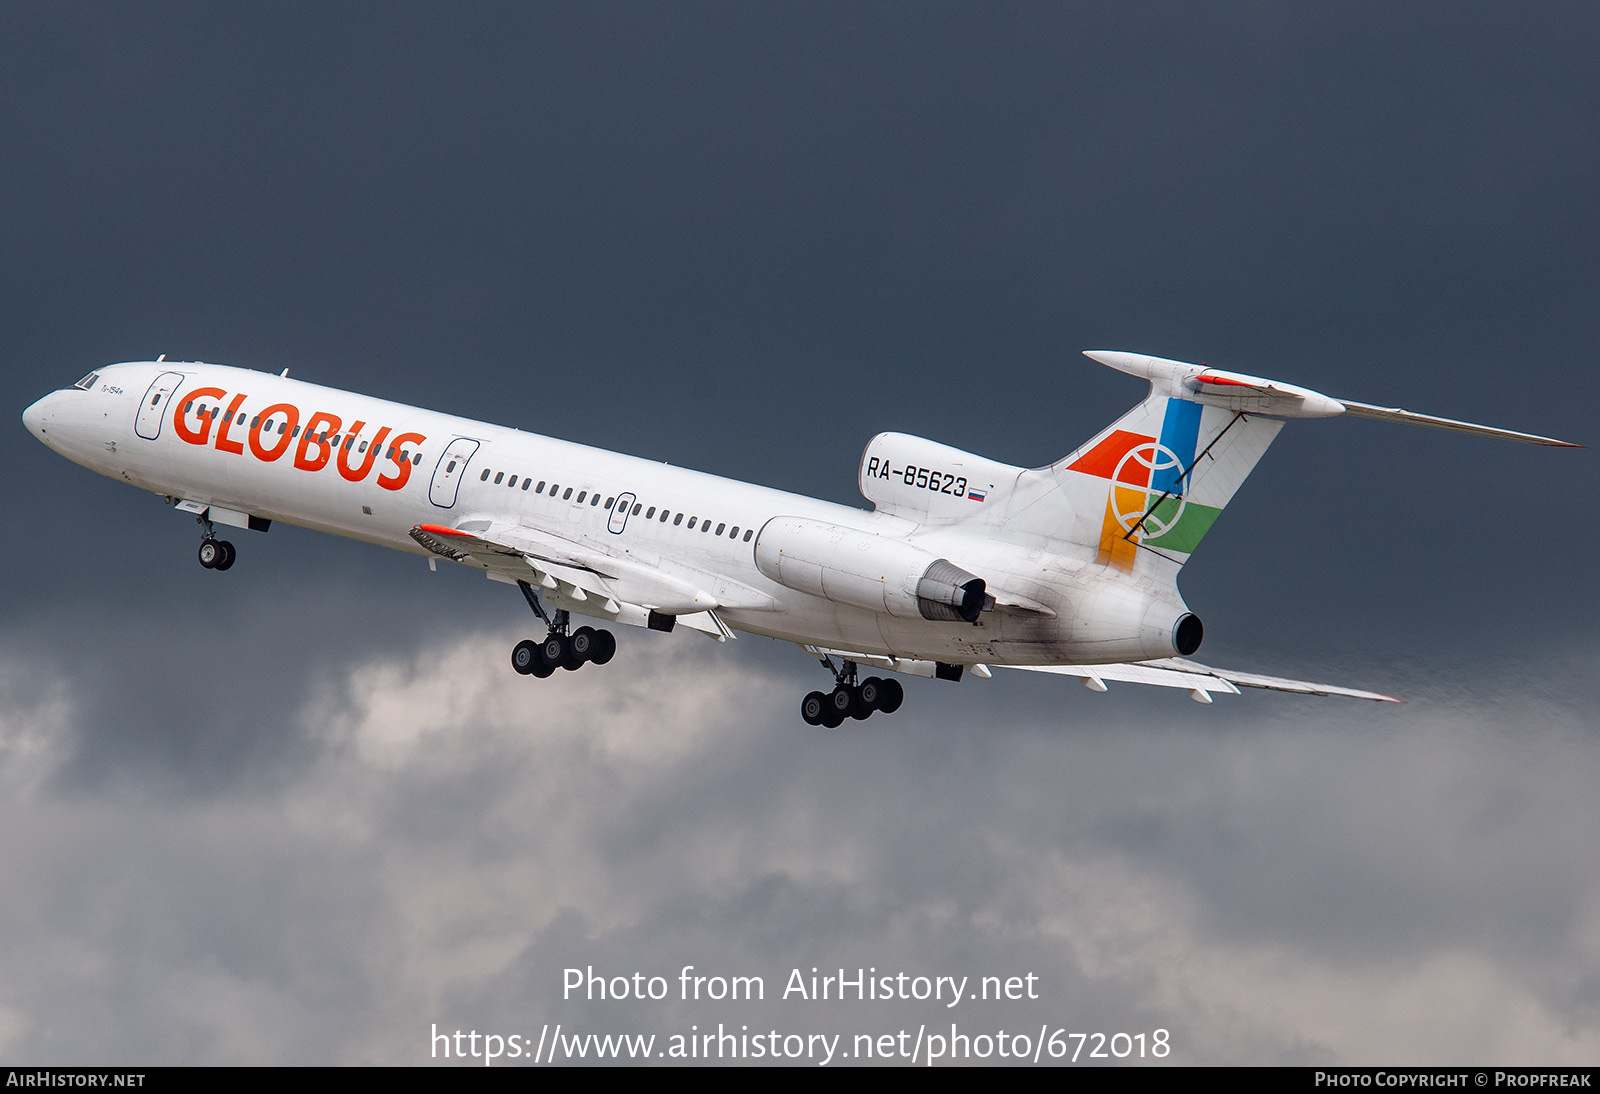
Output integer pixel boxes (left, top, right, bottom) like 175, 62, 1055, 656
1067, 399, 1222, 571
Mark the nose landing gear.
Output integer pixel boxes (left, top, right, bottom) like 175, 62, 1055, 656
195, 514, 235, 571
801, 655, 904, 727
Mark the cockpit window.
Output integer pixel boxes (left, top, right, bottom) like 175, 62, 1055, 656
74, 372, 99, 390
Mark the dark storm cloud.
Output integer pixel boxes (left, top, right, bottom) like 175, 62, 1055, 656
1, 1, 1596, 1065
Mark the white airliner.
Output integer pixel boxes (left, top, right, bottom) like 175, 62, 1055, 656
22, 351, 1577, 724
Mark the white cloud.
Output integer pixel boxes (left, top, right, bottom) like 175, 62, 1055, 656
0, 626, 1596, 1064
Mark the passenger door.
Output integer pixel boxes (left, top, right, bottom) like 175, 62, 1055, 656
429, 438, 481, 508
135, 371, 186, 440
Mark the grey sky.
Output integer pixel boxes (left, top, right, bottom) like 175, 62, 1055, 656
1, 2, 1595, 1065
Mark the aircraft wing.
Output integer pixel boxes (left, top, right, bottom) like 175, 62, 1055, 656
798, 645, 1396, 703
408, 520, 777, 629
1001, 657, 1400, 704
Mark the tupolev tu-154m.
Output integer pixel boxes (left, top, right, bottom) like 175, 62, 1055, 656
23, 351, 1578, 725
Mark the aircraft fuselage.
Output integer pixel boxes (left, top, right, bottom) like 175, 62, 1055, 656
24, 361, 1186, 669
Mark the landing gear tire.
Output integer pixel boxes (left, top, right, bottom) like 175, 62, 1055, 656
539, 633, 568, 673
858, 677, 883, 711
511, 639, 540, 676
827, 687, 854, 723
878, 678, 904, 714
590, 629, 617, 666
821, 703, 846, 729
560, 631, 587, 671
569, 627, 595, 663
801, 691, 827, 726
198, 540, 219, 569
214, 540, 236, 571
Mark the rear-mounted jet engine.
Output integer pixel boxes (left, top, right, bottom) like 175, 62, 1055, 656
753, 517, 988, 623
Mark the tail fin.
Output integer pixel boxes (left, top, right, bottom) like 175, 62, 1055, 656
1006, 350, 1576, 580
1018, 358, 1283, 578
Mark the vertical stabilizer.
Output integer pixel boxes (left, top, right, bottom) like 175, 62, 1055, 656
994, 350, 1572, 579
1007, 352, 1290, 578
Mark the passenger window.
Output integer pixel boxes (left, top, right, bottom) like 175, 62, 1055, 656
632, 503, 642, 516
508, 475, 517, 488
359, 441, 368, 453
446, 461, 456, 473
550, 483, 559, 495
590, 494, 600, 506
522, 478, 531, 490
743, 529, 753, 542
730, 526, 739, 538
184, 401, 194, 413
480, 469, 491, 481
576, 491, 586, 503
278, 422, 287, 435
238, 413, 247, 426
716, 523, 726, 535
151, 394, 161, 407
702, 522, 711, 533
605, 497, 615, 509
645, 507, 655, 519
536, 481, 546, 493
251, 415, 260, 428
688, 517, 697, 529
413, 453, 421, 464
563, 488, 573, 500
659, 510, 669, 522
494, 472, 504, 484
673, 513, 683, 526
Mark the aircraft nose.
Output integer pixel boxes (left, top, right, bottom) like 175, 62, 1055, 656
22, 392, 58, 440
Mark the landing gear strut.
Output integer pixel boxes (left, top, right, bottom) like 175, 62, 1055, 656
195, 514, 235, 571
800, 655, 904, 727
510, 580, 616, 678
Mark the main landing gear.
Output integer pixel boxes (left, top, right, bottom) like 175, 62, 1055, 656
800, 654, 904, 728
510, 580, 616, 678
195, 514, 235, 571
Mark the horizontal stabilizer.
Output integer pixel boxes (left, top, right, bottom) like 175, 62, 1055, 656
1335, 400, 1581, 447
1085, 350, 1580, 446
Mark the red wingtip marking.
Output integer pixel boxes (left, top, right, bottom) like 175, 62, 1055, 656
416, 523, 471, 537
1196, 374, 1254, 388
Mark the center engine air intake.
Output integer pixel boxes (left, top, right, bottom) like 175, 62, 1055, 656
753, 517, 988, 623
